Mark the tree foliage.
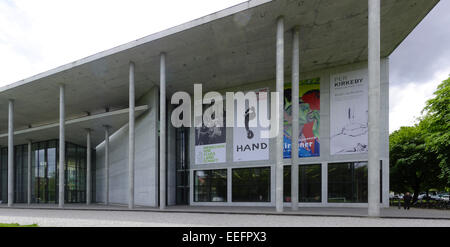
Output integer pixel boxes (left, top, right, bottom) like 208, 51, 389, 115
389, 125, 444, 197
390, 76, 449, 195
422, 77, 450, 185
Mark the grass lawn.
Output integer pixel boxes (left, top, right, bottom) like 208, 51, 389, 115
0, 223, 38, 227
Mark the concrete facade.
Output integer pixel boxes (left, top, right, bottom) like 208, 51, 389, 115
93, 59, 389, 209
95, 87, 159, 206
0, 0, 438, 213
186, 58, 390, 208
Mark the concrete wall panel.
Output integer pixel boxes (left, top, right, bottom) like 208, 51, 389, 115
95, 87, 159, 206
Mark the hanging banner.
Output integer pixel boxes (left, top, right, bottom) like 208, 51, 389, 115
233, 88, 270, 162
195, 110, 227, 164
330, 69, 369, 155
283, 78, 321, 158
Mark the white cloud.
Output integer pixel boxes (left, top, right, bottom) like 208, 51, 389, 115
388, 1, 450, 133
0, 0, 245, 86
389, 69, 449, 133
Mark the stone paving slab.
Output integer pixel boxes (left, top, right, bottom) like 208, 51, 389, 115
0, 203, 449, 220
0, 207, 449, 227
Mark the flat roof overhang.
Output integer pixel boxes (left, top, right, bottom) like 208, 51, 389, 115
0, 106, 148, 147
0, 0, 440, 145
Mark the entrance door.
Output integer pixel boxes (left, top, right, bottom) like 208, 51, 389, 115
175, 127, 189, 205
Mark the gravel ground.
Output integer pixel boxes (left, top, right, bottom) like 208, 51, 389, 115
0, 208, 449, 227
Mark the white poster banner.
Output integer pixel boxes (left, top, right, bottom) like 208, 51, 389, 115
233, 88, 270, 162
330, 69, 369, 155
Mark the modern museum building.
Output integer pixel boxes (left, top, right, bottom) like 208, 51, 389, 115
0, 0, 439, 213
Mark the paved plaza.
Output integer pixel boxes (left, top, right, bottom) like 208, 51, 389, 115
0, 204, 449, 227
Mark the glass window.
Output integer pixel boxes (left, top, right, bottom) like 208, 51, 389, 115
66, 143, 77, 203
37, 146, 45, 203
232, 167, 270, 202
283, 166, 291, 202
299, 164, 321, 202
28, 140, 91, 204
0, 139, 93, 204
47, 141, 57, 203
194, 169, 227, 202
176, 127, 190, 205
32, 143, 38, 203
78, 146, 87, 203
14, 145, 29, 203
14, 146, 23, 202
328, 162, 368, 203
284, 164, 322, 202
1, 148, 8, 202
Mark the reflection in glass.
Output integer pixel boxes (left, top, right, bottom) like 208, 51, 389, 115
0, 149, 7, 202
194, 169, 227, 202
47, 142, 56, 203
14, 145, 28, 203
299, 165, 321, 202
176, 127, 189, 205
328, 162, 368, 203
284, 164, 321, 202
283, 166, 291, 202
0, 140, 92, 204
232, 167, 270, 202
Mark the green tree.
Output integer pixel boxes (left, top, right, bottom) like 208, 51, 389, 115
389, 125, 444, 200
422, 77, 450, 185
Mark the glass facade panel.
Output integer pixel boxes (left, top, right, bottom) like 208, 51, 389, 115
47, 141, 57, 203
299, 164, 321, 202
31, 143, 38, 203
37, 146, 46, 203
283, 166, 291, 202
0, 140, 93, 204
175, 127, 189, 205
194, 169, 227, 202
328, 162, 368, 203
0, 149, 7, 202
284, 164, 321, 202
232, 167, 270, 202
14, 145, 28, 203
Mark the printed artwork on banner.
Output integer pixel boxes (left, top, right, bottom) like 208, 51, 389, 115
330, 69, 369, 155
233, 88, 270, 162
195, 107, 226, 164
283, 78, 320, 159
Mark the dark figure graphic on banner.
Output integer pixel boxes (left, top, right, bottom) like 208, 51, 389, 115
245, 106, 256, 139
195, 109, 227, 164
195, 111, 226, 145
233, 88, 270, 162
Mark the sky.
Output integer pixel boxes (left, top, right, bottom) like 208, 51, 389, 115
0, 0, 449, 133
389, 0, 450, 132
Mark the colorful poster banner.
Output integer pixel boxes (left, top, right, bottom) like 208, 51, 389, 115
283, 78, 320, 158
233, 88, 270, 162
330, 69, 369, 155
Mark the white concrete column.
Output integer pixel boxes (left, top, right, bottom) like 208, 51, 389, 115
291, 27, 300, 211
128, 61, 135, 209
7, 99, 14, 207
368, 0, 381, 217
159, 52, 166, 210
86, 129, 91, 205
275, 16, 284, 213
27, 140, 32, 205
104, 125, 110, 205
59, 84, 65, 208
